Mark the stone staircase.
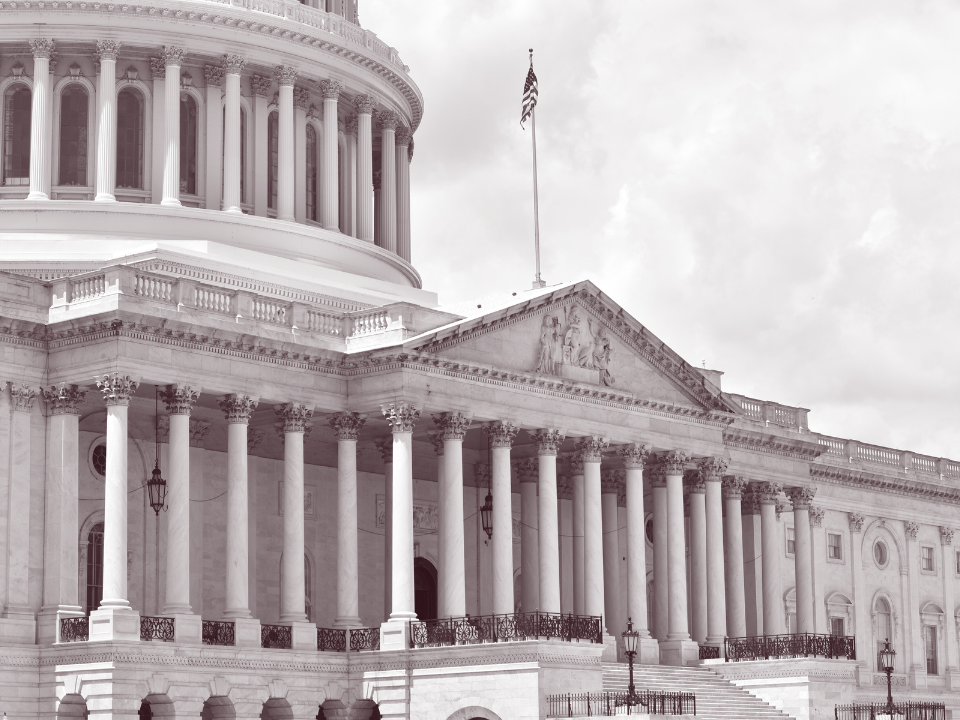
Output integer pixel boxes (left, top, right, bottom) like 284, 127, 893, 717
602, 663, 795, 719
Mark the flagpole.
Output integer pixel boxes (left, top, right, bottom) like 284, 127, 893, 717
529, 49, 545, 289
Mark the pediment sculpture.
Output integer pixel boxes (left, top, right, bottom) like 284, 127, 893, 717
536, 304, 615, 386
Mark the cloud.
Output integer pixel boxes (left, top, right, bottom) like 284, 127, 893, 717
365, 0, 960, 459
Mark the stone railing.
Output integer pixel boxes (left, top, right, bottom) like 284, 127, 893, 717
816, 436, 960, 480
728, 394, 809, 432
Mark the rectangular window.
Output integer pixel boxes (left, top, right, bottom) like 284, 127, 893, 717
827, 533, 843, 560
925, 625, 938, 675
786, 526, 795, 555
922, 546, 935, 572
831, 617, 845, 637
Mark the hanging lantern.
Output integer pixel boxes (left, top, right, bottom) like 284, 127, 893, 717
148, 386, 167, 516
480, 491, 493, 539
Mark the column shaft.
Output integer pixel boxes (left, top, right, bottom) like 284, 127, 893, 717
277, 79, 296, 221
390, 429, 415, 619
580, 439, 607, 627
687, 488, 707, 643
601, 485, 621, 636
344, 129, 357, 236
281, 429, 306, 622
101, 396, 132, 608
439, 436, 465, 618
520, 467, 539, 612
793, 506, 814, 634
705, 478, 727, 645
163, 413, 192, 614
665, 468, 689, 640
253, 89, 269, 216
320, 86, 341, 229
27, 42, 52, 200
94, 48, 118, 202
161, 50, 183, 206
487, 421, 516, 615
294, 96, 306, 223
204, 70, 223, 211
759, 494, 781, 635
331, 412, 364, 627
905, 526, 925, 675
722, 478, 747, 639
623, 459, 651, 636
941, 532, 958, 673
652, 480, 668, 641
572, 468, 585, 616
379, 115, 398, 253
223, 68, 243, 213
396, 132, 411, 261
355, 97, 374, 242
535, 432, 562, 614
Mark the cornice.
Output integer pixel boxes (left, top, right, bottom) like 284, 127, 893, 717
724, 427, 825, 460
811, 462, 960, 506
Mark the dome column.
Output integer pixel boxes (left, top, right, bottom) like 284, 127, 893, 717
204, 64, 224, 211
341, 117, 357, 236
161, 46, 185, 207
27, 39, 54, 201
222, 55, 246, 214
319, 80, 343, 231
355, 95, 375, 242
379, 111, 398, 253
275, 66, 298, 222
94, 41, 120, 202
251, 75, 271, 217
395, 126, 412, 261
484, 421, 518, 615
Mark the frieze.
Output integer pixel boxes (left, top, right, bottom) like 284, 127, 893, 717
376, 495, 437, 535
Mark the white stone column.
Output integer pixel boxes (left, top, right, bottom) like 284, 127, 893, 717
38, 385, 86, 642
161, 46, 184, 207
661, 450, 697, 666
218, 395, 258, 621
160, 385, 200, 616
757, 482, 783, 636
601, 471, 622, 636
355, 95, 375, 242
700, 458, 728, 648
435, 412, 470, 619
579, 437, 608, 629
904, 521, 925, 679
941, 528, 959, 678
94, 41, 120, 202
189, 420, 210, 614
380, 403, 420, 651
395, 126, 412, 261
721, 476, 748, 639
787, 486, 817, 635
847, 515, 868, 665
742, 492, 764, 636
518, 459, 539, 612
558, 477, 574, 613
373, 171, 382, 246
3, 385, 37, 618
222, 55, 246, 213
652, 468, 668, 641
204, 64, 224, 211
532, 430, 563, 615
319, 80, 342, 230
275, 66, 298, 222
294, 87, 308, 223
809, 507, 827, 633
341, 118, 357, 236
570, 455, 586, 616
375, 439, 393, 621
686, 473, 707, 644
485, 421, 518, 615
277, 403, 312, 623
150, 58, 165, 204
378, 110, 398, 253
27, 39, 54, 200
252, 75, 271, 217
330, 413, 365, 628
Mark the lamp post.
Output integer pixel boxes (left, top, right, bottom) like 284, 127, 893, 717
147, 387, 167, 515
622, 617, 641, 709
480, 490, 493, 540
878, 638, 896, 716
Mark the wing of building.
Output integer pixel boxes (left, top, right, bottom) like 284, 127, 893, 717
0, 3, 956, 720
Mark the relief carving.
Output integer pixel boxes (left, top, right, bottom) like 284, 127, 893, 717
536, 304, 614, 386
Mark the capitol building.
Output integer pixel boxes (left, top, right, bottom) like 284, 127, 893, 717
0, 2, 958, 720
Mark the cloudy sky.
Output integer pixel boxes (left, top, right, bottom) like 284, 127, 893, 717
364, 1, 960, 461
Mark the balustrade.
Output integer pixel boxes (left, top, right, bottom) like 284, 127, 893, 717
59, 617, 89, 642
316, 627, 346, 652
134, 273, 175, 303
698, 645, 720, 660
70, 274, 105, 302
140, 615, 175, 642
350, 310, 389, 336
306, 309, 343, 335
194, 286, 233, 314
261, 623, 292, 649
201, 620, 235, 646
724, 633, 855, 662
410, 612, 602, 649
348, 626, 381, 651
252, 298, 289, 325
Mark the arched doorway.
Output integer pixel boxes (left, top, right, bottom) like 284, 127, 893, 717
86, 522, 104, 614
414, 557, 437, 620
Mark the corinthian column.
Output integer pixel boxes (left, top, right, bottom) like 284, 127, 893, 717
27, 39, 54, 200
756, 481, 783, 636
161, 46, 185, 207
786, 486, 817, 635
484, 421, 518, 615
517, 458, 539, 612
569, 453, 586, 615
275, 66, 298, 221
721, 475, 748, 639
941, 527, 959, 678
434, 412, 470, 619
318, 80, 342, 230
378, 110, 398, 253
277, 403, 312, 623
375, 438, 393, 620
578, 436, 608, 630
651, 466, 668, 641
222, 55, 246, 213
660, 450, 698, 666
700, 458, 728, 649
685, 471, 707, 645
600, 471, 622, 637
355, 95, 375, 242
94, 41, 120, 202
534, 429, 564, 614
343, 116, 358, 236
4, 385, 37, 618
395, 125, 412, 261
330, 412, 366, 628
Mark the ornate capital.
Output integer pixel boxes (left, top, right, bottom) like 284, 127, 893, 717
160, 45, 185, 67
427, 430, 444, 457
276, 402, 312, 433
189, 420, 211, 448
434, 411, 471, 441
395, 125, 411, 147
222, 54, 246, 75
252, 74, 272, 97
218, 394, 257, 424
203, 64, 224, 88
42, 383, 86, 415
328, 411, 366, 441
517, 458, 538, 484
345, 114, 358, 136
786, 486, 817, 510
475, 463, 491, 488
355, 93, 375, 115
658, 449, 689, 476
247, 429, 265, 453
721, 475, 749, 499
375, 438, 393, 464
567, 452, 585, 476
381, 402, 420, 433
683, 469, 706, 494
484, 420, 518, 448
10, 383, 37, 413
94, 40, 120, 63
755, 481, 782, 505
533, 429, 565, 456
31, 38, 56, 59
379, 110, 399, 132
576, 436, 608, 463
274, 65, 299, 86
149, 58, 165, 79
601, 470, 624, 494
741, 489, 761, 515
849, 512, 866, 534
318, 79, 343, 99
294, 87, 310, 109
616, 443, 649, 469
941, 526, 955, 546
698, 457, 728, 482
809, 506, 825, 528
96, 373, 139, 407
160, 384, 200, 415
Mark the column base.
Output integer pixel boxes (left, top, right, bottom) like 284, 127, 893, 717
172, 614, 202, 645
26, 192, 50, 201
37, 606, 83, 644
380, 619, 411, 651
89, 606, 140, 642
660, 638, 700, 667
232, 617, 262, 648
161, 198, 183, 207
94, 194, 117, 202
601, 632, 619, 662
638, 637, 661, 665
290, 621, 317, 651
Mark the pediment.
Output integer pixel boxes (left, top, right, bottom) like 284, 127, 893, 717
405, 282, 740, 414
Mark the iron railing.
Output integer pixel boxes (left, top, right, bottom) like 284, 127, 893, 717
699, 644, 721, 660
349, 627, 381, 651
547, 691, 696, 717
59, 617, 89, 642
201, 620, 235, 646
317, 627, 347, 652
835, 702, 945, 719
140, 616, 175, 642
725, 633, 856, 662
261, 624, 293, 649
411, 612, 602, 648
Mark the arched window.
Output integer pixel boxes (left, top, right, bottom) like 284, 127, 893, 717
116, 89, 144, 189
875, 597, 892, 670
86, 522, 104, 614
268, 111, 278, 210
59, 86, 88, 186
306, 124, 317, 221
3, 84, 31, 186
180, 94, 198, 195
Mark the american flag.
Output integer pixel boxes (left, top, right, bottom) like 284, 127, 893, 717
521, 56, 538, 128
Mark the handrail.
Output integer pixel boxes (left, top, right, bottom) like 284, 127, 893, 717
547, 691, 695, 717
725, 633, 855, 662
411, 612, 602, 648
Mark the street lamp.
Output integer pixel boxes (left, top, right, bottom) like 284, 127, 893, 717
622, 617, 641, 709
480, 491, 493, 540
877, 638, 896, 716
147, 387, 167, 516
